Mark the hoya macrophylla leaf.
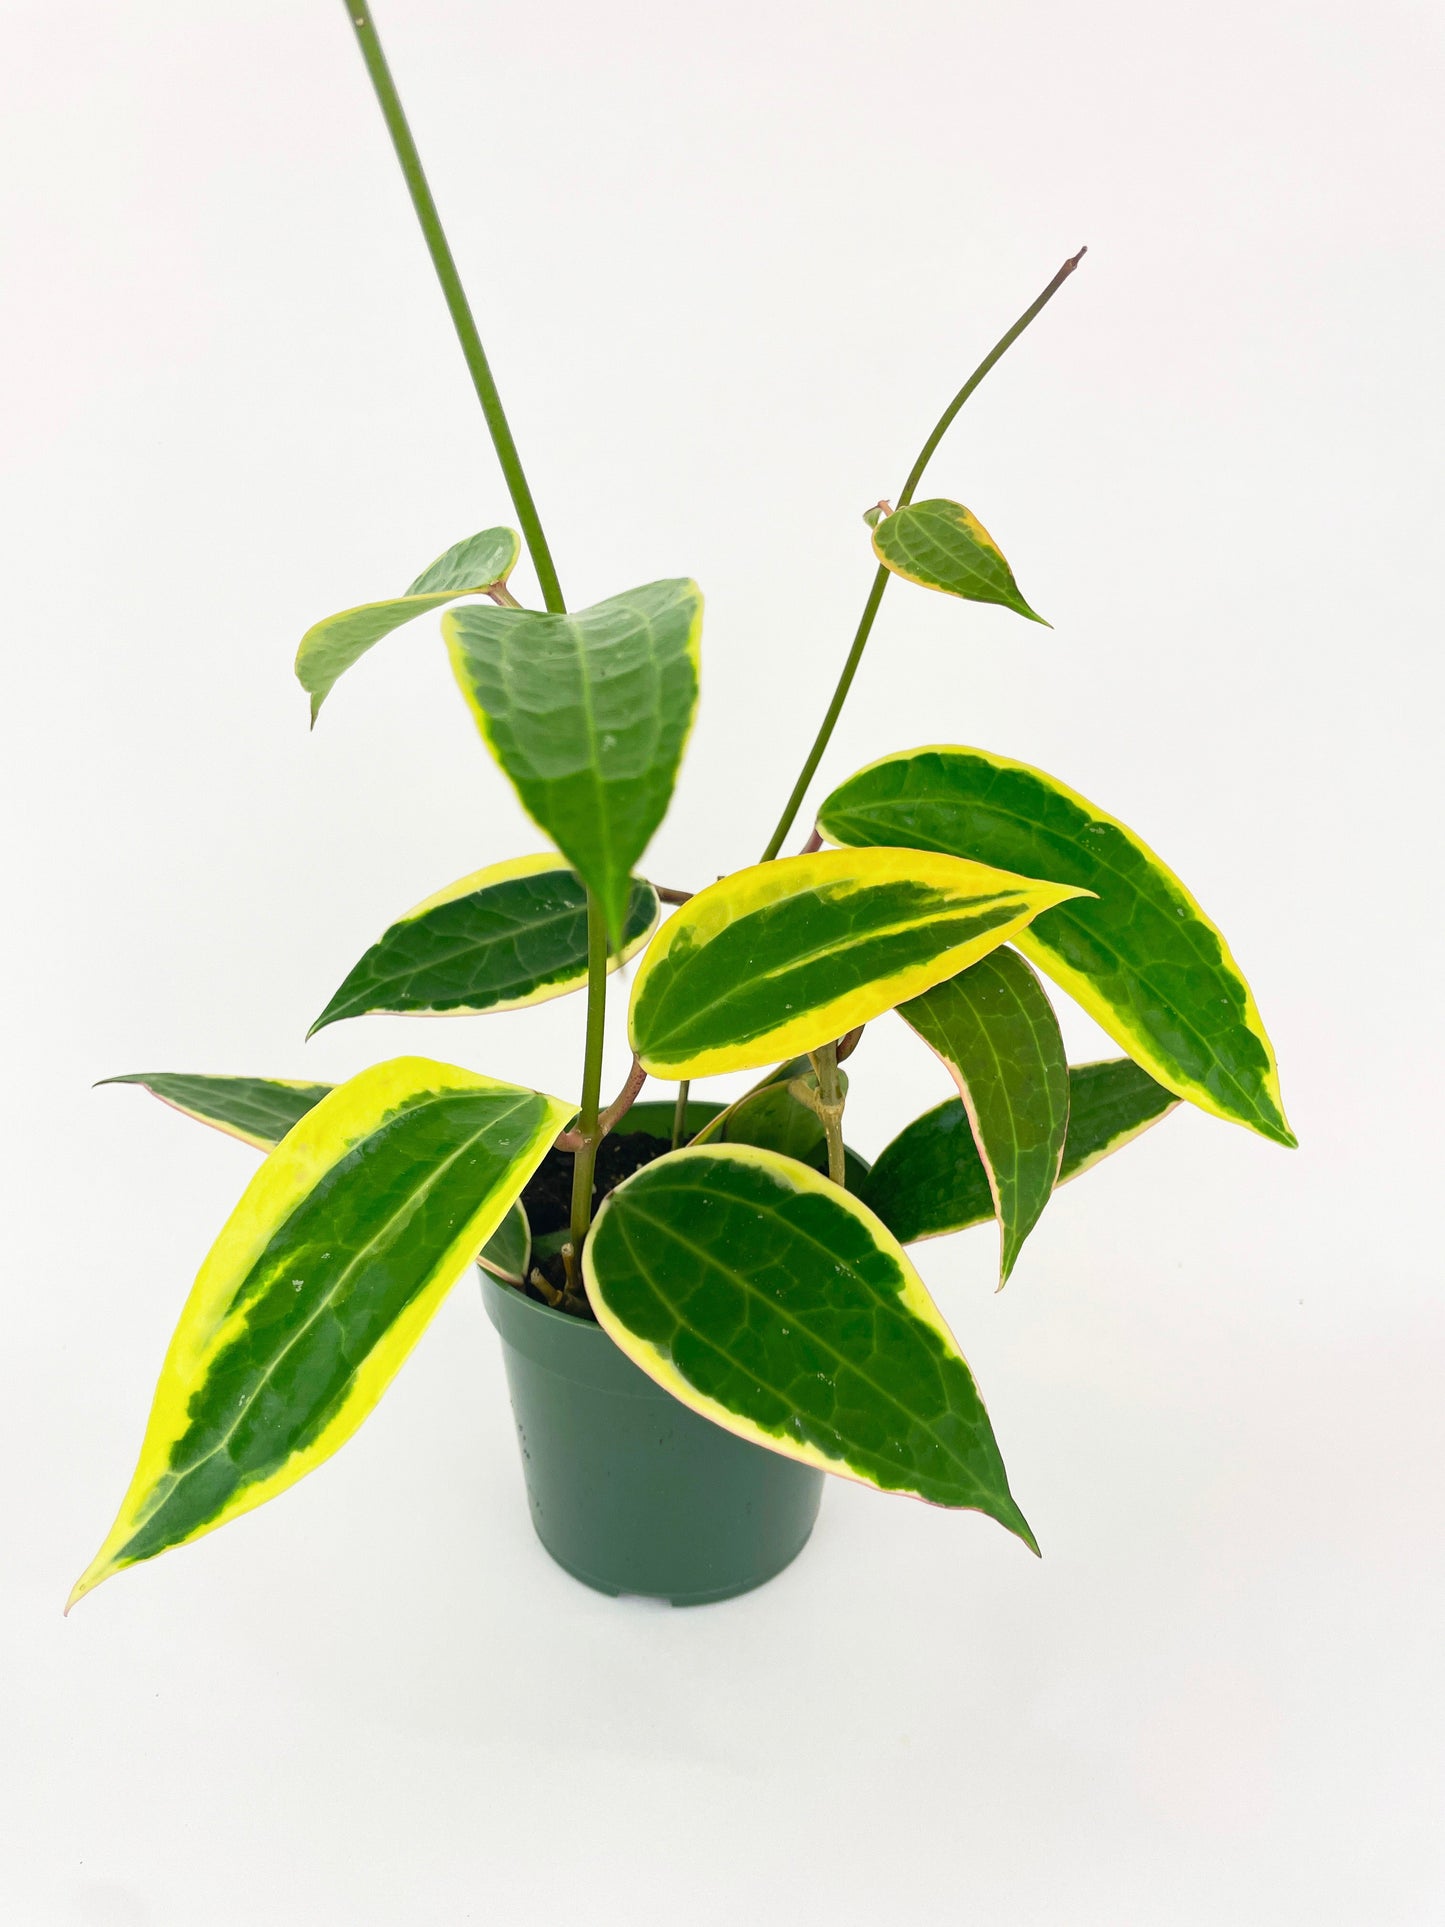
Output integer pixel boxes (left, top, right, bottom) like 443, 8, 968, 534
872, 500, 1046, 623
309, 855, 659, 1035
68, 1057, 571, 1610
583, 1144, 1036, 1541
819, 746, 1293, 1147
627, 847, 1089, 1081
295, 526, 521, 722
900, 951, 1069, 1285
97, 1073, 334, 1152
860, 1057, 1180, 1246
444, 579, 702, 946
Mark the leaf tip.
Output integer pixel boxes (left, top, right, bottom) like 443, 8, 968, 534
64, 1555, 110, 1616
1010, 1506, 1042, 1558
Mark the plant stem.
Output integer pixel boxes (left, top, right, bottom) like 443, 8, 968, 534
671, 1080, 691, 1149
810, 1043, 846, 1186
759, 566, 889, 861
758, 246, 1086, 861
342, 0, 566, 614
566, 891, 610, 1270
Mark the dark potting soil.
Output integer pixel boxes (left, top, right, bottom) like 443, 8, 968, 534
515, 1131, 675, 1310
522, 1131, 674, 1236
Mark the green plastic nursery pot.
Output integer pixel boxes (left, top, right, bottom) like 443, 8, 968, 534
481, 1269, 825, 1604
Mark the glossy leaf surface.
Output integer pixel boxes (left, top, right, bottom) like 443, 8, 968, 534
628, 846, 1087, 1080
296, 526, 520, 722
872, 500, 1046, 623
820, 747, 1292, 1145
900, 949, 1069, 1284
98, 1073, 334, 1152
861, 1057, 1179, 1245
310, 855, 659, 1035
584, 1144, 1035, 1541
444, 579, 702, 945
69, 1058, 571, 1607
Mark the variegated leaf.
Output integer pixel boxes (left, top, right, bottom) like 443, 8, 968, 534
584, 1143, 1036, 1542
296, 526, 520, 722
820, 746, 1293, 1146
898, 949, 1069, 1285
628, 847, 1088, 1081
69, 1057, 571, 1608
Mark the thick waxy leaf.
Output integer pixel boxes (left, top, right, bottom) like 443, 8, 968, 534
583, 1144, 1035, 1541
69, 1057, 572, 1608
899, 950, 1069, 1285
309, 855, 659, 1035
628, 847, 1088, 1081
476, 1199, 530, 1285
819, 747, 1293, 1146
872, 500, 1046, 623
296, 526, 520, 722
444, 580, 703, 945
98, 1073, 334, 1151
861, 1057, 1179, 1245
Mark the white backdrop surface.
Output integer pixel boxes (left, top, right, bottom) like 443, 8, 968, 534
3, 2, 1442, 1922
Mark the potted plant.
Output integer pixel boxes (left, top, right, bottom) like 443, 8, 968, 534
67, 1, 1292, 1613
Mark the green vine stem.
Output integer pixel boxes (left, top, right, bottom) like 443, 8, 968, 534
807, 1043, 847, 1185
345, 2, 625, 1274
758, 246, 1086, 863
565, 891, 611, 1276
343, 1, 566, 615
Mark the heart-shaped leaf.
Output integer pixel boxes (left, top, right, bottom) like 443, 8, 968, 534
309, 855, 659, 1035
583, 1143, 1036, 1542
860, 1057, 1179, 1245
444, 579, 702, 946
819, 746, 1293, 1146
69, 1057, 572, 1608
899, 949, 1069, 1285
296, 526, 520, 722
628, 846, 1088, 1080
872, 500, 1046, 623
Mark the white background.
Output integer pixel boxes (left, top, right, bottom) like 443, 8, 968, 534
3, 1, 1442, 1921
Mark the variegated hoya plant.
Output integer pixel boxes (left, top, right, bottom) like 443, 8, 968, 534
68, 1, 1293, 1610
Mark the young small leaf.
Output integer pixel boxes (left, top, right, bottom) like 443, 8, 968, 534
583, 1144, 1036, 1543
68, 1057, 572, 1609
899, 949, 1069, 1285
628, 847, 1088, 1081
444, 579, 703, 946
872, 500, 1046, 623
295, 526, 521, 722
309, 855, 659, 1035
860, 1057, 1179, 1245
820, 746, 1293, 1146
